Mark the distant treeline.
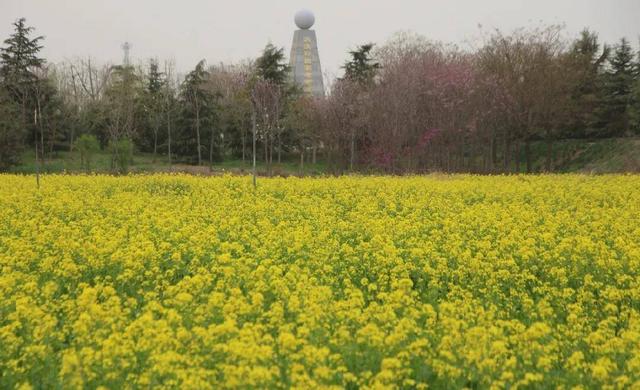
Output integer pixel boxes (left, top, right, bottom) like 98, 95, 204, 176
1, 19, 639, 173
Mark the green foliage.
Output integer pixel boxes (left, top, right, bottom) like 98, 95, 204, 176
181, 60, 209, 103
342, 43, 380, 86
139, 59, 166, 155
104, 64, 143, 143
0, 17, 46, 153
601, 38, 636, 136
0, 18, 44, 100
0, 90, 23, 170
3, 17, 640, 175
631, 81, 640, 135
75, 134, 100, 171
567, 30, 610, 137
108, 138, 134, 174
255, 44, 290, 85
146, 60, 164, 95
178, 60, 219, 164
630, 47, 640, 135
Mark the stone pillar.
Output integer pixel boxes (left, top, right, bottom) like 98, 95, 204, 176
289, 14, 324, 97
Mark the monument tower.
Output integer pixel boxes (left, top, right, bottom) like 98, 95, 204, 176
290, 9, 324, 97
122, 42, 131, 66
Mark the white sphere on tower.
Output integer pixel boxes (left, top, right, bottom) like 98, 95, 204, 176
294, 9, 315, 30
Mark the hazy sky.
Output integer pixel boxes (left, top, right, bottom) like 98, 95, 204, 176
1, 0, 639, 80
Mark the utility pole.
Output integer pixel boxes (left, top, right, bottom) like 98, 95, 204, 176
252, 108, 257, 188
34, 108, 40, 189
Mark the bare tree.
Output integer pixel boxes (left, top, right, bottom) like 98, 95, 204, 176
251, 78, 284, 176
54, 57, 112, 150
207, 61, 253, 163
163, 60, 178, 166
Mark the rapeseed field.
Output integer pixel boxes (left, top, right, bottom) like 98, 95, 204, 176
1, 174, 639, 389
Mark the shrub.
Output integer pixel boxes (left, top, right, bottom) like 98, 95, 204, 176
75, 134, 101, 171
108, 138, 134, 174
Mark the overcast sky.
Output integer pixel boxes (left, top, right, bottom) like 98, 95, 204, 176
1, 0, 639, 80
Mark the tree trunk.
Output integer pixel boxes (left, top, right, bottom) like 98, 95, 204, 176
460, 138, 466, 172
503, 130, 511, 173
69, 126, 75, 152
277, 132, 281, 164
263, 132, 268, 168
514, 139, 521, 174
349, 131, 355, 171
40, 115, 45, 163
88, 58, 95, 98
34, 108, 40, 189
167, 111, 172, 166
299, 150, 304, 175
545, 128, 553, 172
491, 131, 497, 173
269, 135, 274, 166
312, 142, 317, 165
36, 97, 45, 166
525, 138, 532, 173
252, 109, 257, 188
195, 105, 202, 165
49, 126, 55, 157
153, 127, 158, 163
241, 128, 246, 164
210, 128, 215, 166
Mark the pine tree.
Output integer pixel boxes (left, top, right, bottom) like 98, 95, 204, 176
630, 45, 640, 135
568, 30, 609, 137
0, 18, 45, 146
180, 60, 216, 165
342, 43, 380, 86
254, 44, 293, 168
147, 60, 164, 95
602, 38, 635, 136
0, 18, 44, 98
255, 44, 290, 86
142, 60, 165, 160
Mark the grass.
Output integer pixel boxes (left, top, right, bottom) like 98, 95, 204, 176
9, 137, 639, 176
527, 138, 640, 173
9, 149, 171, 174
502, 137, 640, 174
211, 158, 329, 176
9, 149, 329, 176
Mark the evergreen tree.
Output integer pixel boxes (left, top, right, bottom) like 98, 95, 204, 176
630, 44, 640, 135
0, 89, 23, 170
0, 18, 44, 100
141, 60, 166, 160
602, 38, 635, 136
567, 30, 609, 137
0, 18, 45, 148
179, 60, 217, 165
255, 44, 290, 86
160, 64, 179, 165
342, 43, 380, 86
147, 60, 164, 95
253, 44, 296, 168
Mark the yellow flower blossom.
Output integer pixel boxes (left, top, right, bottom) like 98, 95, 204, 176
0, 174, 638, 388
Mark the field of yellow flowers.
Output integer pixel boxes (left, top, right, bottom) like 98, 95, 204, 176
1, 174, 639, 389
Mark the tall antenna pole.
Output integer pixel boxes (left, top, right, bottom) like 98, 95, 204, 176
122, 42, 131, 66
34, 108, 39, 189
